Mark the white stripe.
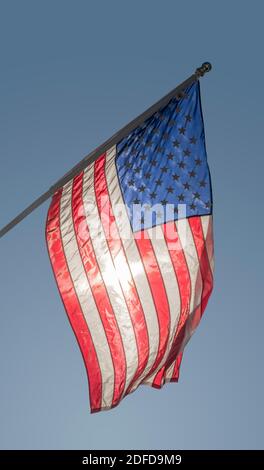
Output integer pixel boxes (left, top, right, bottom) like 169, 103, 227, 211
105, 146, 160, 389
201, 215, 214, 274
60, 180, 114, 408
164, 361, 175, 382
143, 225, 181, 386
177, 219, 202, 315
82, 162, 138, 393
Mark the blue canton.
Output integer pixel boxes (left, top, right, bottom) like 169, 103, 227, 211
116, 81, 212, 232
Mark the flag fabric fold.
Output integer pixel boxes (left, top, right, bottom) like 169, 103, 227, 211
46, 81, 214, 413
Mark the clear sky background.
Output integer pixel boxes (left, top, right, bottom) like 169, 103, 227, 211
0, 0, 263, 450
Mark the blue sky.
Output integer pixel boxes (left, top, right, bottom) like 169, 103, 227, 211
0, 0, 263, 449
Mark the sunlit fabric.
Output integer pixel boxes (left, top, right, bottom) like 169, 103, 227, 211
46, 81, 214, 413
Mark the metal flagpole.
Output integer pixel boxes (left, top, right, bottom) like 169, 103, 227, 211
0, 62, 212, 239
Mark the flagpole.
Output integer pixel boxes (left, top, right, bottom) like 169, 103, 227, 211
0, 62, 212, 239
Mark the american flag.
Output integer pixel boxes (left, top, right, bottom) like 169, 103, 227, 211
46, 81, 214, 413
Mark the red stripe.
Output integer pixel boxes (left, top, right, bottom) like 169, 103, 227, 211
71, 172, 127, 406
135, 231, 171, 379
189, 216, 214, 316
152, 221, 191, 387
203, 216, 214, 278
46, 188, 102, 412
94, 154, 149, 390
169, 352, 183, 382
153, 353, 183, 388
